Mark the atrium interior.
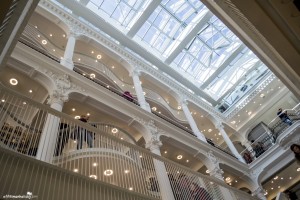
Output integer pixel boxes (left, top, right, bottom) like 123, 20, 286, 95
0, 0, 300, 200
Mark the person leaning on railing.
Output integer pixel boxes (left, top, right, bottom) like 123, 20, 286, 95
290, 144, 300, 164
122, 91, 134, 102
75, 115, 93, 150
277, 108, 293, 126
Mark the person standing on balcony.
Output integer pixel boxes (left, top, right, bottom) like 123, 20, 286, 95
76, 115, 93, 150
290, 144, 300, 163
277, 108, 293, 126
122, 91, 134, 102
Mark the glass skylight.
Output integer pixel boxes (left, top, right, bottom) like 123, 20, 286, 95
85, 0, 151, 32
53, 0, 271, 108
134, 0, 208, 58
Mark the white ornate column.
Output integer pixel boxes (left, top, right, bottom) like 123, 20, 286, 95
205, 151, 224, 180
204, 151, 237, 200
248, 168, 266, 200
36, 90, 68, 163
145, 121, 175, 200
215, 122, 245, 163
180, 99, 207, 142
130, 69, 151, 112
60, 31, 77, 70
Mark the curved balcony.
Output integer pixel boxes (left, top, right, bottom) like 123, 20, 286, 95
0, 79, 258, 199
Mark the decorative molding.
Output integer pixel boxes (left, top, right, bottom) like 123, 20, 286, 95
41, 69, 86, 94
225, 73, 276, 119
47, 89, 69, 105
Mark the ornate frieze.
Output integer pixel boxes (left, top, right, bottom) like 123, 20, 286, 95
41, 69, 85, 95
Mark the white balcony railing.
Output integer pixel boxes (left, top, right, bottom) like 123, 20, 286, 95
0, 83, 258, 200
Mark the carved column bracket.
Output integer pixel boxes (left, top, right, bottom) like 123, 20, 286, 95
205, 151, 224, 180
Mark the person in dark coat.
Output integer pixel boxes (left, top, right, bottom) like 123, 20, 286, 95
277, 108, 292, 126
76, 115, 93, 149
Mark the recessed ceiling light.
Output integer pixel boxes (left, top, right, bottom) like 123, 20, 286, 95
274, 176, 278, 180
289, 177, 292, 179
201, 115, 204, 117
73, 168, 79, 172
23, 102, 26, 105
143, 92, 146, 95
186, 160, 189, 162
53, 49, 55, 52
97, 55, 102, 59
29, 89, 32, 93
120, 137, 123, 140
208, 129, 212, 132
91, 51, 94, 54
63, 34, 66, 37
177, 155, 183, 159
1, 99, 5, 103
206, 170, 210, 174
112, 128, 118, 133
34, 26, 38, 28
231, 121, 236, 124
158, 111, 161, 114
152, 107, 157, 111
225, 177, 231, 183
112, 66, 115, 69
89, 175, 97, 179
78, 58, 81, 61
124, 170, 129, 174
42, 40, 47, 45
260, 94, 265, 98
49, 34, 53, 37
37, 34, 40, 38
177, 106, 181, 109
9, 78, 18, 85
129, 187, 133, 191
92, 163, 98, 167
95, 60, 98, 62
72, 108, 75, 111
248, 111, 252, 115
297, 167, 300, 172
90, 73, 95, 79
104, 169, 113, 176
139, 155, 142, 158
87, 113, 90, 116
75, 116, 80, 119
164, 151, 167, 154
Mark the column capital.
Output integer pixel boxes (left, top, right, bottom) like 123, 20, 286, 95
215, 121, 224, 130
47, 90, 69, 106
129, 68, 141, 77
252, 187, 266, 200
179, 98, 188, 106
66, 21, 88, 38
145, 120, 164, 151
241, 139, 251, 146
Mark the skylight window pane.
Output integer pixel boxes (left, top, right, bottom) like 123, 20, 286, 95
85, 0, 151, 32
134, 1, 208, 58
